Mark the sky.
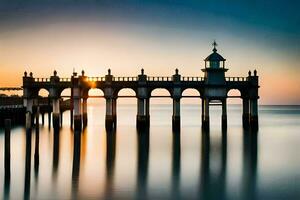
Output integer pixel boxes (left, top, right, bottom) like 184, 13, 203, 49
0, 0, 299, 104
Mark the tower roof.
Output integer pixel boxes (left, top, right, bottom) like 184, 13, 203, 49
204, 41, 226, 62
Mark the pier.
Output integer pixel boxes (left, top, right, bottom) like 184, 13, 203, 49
22, 44, 259, 132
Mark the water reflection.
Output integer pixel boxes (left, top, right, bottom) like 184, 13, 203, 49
52, 130, 60, 181
242, 130, 258, 200
24, 129, 32, 200
105, 128, 117, 199
171, 130, 181, 200
199, 129, 227, 200
136, 128, 150, 200
72, 131, 81, 199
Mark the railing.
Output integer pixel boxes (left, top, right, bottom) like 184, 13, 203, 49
113, 77, 138, 81
86, 77, 106, 82
147, 76, 172, 81
34, 78, 50, 82
225, 77, 248, 81
60, 78, 71, 82
181, 77, 204, 81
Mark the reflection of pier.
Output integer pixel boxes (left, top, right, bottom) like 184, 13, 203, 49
22, 43, 259, 132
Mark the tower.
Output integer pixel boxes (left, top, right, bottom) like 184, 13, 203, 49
201, 41, 228, 130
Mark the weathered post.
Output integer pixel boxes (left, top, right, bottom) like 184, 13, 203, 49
222, 99, 227, 130
5, 119, 11, 180
70, 77, 74, 129
172, 69, 181, 131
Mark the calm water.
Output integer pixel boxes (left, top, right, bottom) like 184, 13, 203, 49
1, 103, 300, 200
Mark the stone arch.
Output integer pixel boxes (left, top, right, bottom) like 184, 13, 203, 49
150, 88, 172, 97
38, 88, 50, 97
115, 87, 136, 97
60, 88, 72, 98
88, 88, 104, 97
181, 88, 201, 97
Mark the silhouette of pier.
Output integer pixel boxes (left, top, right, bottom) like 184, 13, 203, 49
21, 43, 259, 132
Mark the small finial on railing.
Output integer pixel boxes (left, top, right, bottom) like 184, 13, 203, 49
81, 70, 85, 76
175, 68, 179, 75
54, 70, 57, 76
248, 70, 251, 76
108, 68, 111, 75
29, 72, 33, 77
24, 71, 27, 77
141, 68, 144, 75
254, 69, 257, 76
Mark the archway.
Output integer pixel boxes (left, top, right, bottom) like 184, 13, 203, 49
150, 88, 172, 126
226, 89, 243, 126
87, 88, 105, 126
117, 88, 136, 126
181, 88, 201, 127
38, 88, 49, 97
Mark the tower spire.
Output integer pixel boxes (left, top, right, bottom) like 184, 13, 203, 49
212, 40, 217, 52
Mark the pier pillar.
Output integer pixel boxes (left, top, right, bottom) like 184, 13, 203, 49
26, 112, 32, 133
82, 98, 88, 127
202, 98, 210, 130
172, 98, 181, 131
136, 98, 148, 130
105, 98, 114, 130
73, 88, 82, 132
41, 113, 45, 125
146, 98, 150, 126
34, 107, 40, 170
112, 98, 117, 127
52, 98, 60, 132
24, 99, 33, 131
222, 99, 227, 130
242, 98, 250, 129
250, 98, 258, 131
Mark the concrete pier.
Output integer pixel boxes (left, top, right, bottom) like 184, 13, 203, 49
21, 43, 259, 132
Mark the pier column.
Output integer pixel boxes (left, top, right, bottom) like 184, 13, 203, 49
73, 87, 82, 132
202, 98, 210, 130
52, 98, 60, 132
105, 98, 114, 129
112, 98, 117, 126
136, 98, 148, 129
242, 98, 250, 129
82, 98, 88, 127
172, 98, 181, 131
222, 99, 227, 130
146, 98, 150, 126
25, 99, 33, 132
250, 98, 258, 131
